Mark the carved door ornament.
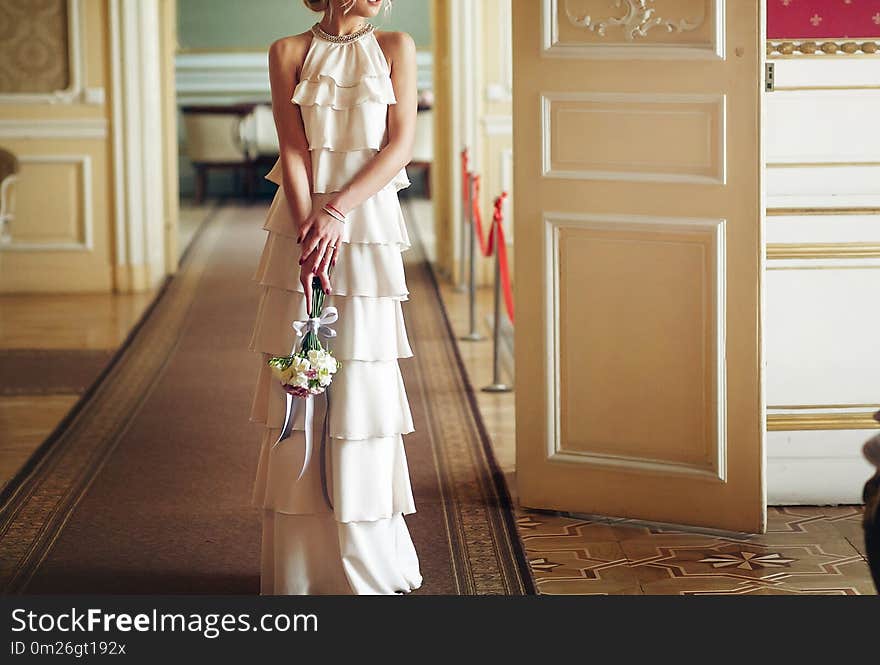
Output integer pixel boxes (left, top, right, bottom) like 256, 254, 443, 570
564, 0, 705, 41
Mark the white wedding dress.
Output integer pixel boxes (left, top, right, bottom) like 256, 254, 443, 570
248, 23, 422, 595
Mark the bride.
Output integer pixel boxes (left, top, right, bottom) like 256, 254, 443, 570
248, 0, 422, 594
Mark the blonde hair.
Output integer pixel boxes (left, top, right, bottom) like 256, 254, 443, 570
302, 0, 392, 15
302, 0, 355, 13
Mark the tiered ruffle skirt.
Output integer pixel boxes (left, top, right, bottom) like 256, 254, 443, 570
249, 33, 421, 595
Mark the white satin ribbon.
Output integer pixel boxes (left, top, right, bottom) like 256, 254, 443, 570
292, 306, 339, 339
271, 389, 333, 508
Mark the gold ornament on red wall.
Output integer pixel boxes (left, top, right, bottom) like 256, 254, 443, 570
767, 0, 880, 56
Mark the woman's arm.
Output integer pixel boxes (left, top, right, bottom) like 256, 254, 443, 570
268, 35, 313, 229
268, 35, 335, 310
297, 31, 418, 276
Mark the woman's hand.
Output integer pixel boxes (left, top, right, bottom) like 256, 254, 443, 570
298, 208, 343, 311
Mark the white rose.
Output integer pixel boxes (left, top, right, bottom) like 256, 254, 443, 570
291, 356, 310, 374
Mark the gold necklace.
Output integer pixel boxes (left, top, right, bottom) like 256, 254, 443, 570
311, 22, 373, 44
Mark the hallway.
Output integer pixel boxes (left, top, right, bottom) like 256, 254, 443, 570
0, 202, 530, 595
0, 199, 874, 595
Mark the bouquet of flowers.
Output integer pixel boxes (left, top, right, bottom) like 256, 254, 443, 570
267, 276, 340, 397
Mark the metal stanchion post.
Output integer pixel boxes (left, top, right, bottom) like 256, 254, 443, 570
460, 174, 485, 342
454, 152, 468, 293
482, 209, 512, 392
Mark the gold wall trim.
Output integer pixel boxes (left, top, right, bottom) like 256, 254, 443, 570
767, 162, 880, 168
766, 243, 880, 260
767, 39, 880, 57
769, 404, 880, 411
767, 207, 880, 217
767, 264, 880, 271
774, 85, 880, 91
768, 412, 880, 432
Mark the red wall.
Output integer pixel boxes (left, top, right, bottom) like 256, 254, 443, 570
767, 0, 880, 39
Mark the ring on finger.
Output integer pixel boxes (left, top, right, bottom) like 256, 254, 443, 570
319, 249, 333, 273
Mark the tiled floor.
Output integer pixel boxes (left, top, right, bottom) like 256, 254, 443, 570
518, 507, 872, 595
404, 197, 877, 596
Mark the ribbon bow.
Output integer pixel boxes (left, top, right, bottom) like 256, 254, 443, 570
292, 306, 339, 339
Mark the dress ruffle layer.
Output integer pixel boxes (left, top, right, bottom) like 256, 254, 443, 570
262, 181, 411, 248
293, 75, 397, 110
253, 426, 416, 523
250, 286, 413, 361
253, 230, 409, 299
295, 34, 392, 88
261, 511, 421, 595
265, 151, 410, 196
250, 352, 414, 439
300, 102, 389, 153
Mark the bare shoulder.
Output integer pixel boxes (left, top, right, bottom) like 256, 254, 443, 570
268, 31, 313, 72
374, 30, 416, 65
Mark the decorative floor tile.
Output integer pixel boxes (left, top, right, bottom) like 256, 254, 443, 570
514, 506, 876, 596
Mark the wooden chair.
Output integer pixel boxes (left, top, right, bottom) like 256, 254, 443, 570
239, 104, 281, 192
181, 104, 257, 203
0, 148, 19, 245
409, 107, 433, 198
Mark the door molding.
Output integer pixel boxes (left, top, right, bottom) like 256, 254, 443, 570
541, 0, 726, 60
540, 91, 727, 184
543, 212, 728, 481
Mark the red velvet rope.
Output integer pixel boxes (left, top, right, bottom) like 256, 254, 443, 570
469, 176, 514, 324
471, 175, 492, 258
461, 149, 515, 323
492, 192, 514, 324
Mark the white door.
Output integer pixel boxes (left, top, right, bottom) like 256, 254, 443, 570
513, 0, 766, 532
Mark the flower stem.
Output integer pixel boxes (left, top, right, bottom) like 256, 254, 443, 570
301, 269, 331, 353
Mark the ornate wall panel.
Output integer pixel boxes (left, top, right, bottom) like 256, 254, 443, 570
542, 92, 726, 183
543, 0, 724, 58
0, 0, 83, 101
545, 213, 727, 481
9, 155, 92, 250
